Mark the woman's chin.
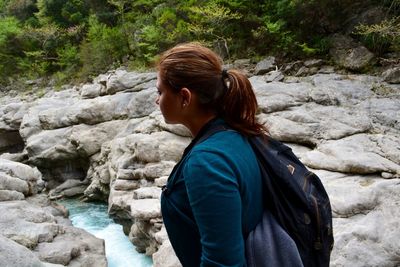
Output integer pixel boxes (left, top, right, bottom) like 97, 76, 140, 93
163, 119, 176, 124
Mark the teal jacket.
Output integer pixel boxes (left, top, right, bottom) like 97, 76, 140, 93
161, 118, 263, 267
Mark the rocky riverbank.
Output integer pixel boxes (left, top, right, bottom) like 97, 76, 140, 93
0, 161, 107, 266
1, 55, 399, 266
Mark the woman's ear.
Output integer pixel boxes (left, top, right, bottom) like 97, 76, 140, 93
179, 88, 192, 108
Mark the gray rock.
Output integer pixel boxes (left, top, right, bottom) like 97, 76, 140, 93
133, 187, 161, 200
113, 179, 140, 191
254, 56, 276, 75
250, 77, 311, 113
37, 93, 133, 130
154, 176, 168, 188
283, 61, 303, 75
319, 170, 400, 267
309, 74, 377, 106
302, 134, 400, 175
48, 179, 87, 200
25, 127, 76, 166
295, 66, 319, 77
108, 189, 135, 219
70, 120, 128, 157
127, 87, 158, 118
0, 158, 43, 195
19, 94, 79, 140
304, 59, 324, 68
355, 97, 400, 134
152, 112, 192, 137
0, 151, 28, 162
318, 65, 336, 74
35, 226, 106, 266
0, 190, 25, 201
259, 103, 372, 145
153, 240, 182, 267
130, 199, 161, 220
0, 173, 29, 195
80, 83, 103, 99
329, 34, 375, 71
0, 234, 44, 267
106, 71, 156, 95
264, 70, 284, 82
233, 59, 251, 69
0, 101, 30, 131
382, 67, 400, 84
0, 197, 107, 266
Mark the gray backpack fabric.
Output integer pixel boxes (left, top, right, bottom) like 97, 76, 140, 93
245, 209, 304, 267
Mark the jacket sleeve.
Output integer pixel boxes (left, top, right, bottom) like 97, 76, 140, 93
184, 149, 245, 267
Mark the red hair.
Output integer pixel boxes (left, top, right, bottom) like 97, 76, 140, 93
157, 42, 267, 136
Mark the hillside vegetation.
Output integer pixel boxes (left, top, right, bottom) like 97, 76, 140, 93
0, 0, 399, 88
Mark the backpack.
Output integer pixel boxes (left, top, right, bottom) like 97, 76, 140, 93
246, 134, 334, 267
199, 124, 334, 267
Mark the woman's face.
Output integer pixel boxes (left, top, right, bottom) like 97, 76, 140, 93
156, 73, 183, 124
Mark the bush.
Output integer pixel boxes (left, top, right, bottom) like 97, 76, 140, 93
355, 16, 400, 55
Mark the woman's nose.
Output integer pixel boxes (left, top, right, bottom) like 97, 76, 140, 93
155, 96, 160, 105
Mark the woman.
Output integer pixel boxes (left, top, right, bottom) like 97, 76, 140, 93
156, 43, 264, 267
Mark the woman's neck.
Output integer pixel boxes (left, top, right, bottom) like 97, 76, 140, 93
184, 113, 217, 137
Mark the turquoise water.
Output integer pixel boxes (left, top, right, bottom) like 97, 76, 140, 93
58, 199, 153, 267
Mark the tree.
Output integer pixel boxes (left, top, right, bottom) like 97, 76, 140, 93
36, 0, 89, 27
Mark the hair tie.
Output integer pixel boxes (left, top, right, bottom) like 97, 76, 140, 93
221, 69, 228, 79
221, 69, 229, 92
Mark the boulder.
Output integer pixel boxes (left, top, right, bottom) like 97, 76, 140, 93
0, 196, 107, 266
0, 234, 45, 267
106, 71, 157, 95
133, 187, 162, 200
0, 158, 43, 196
153, 240, 182, 267
382, 67, 400, 84
258, 103, 372, 145
329, 34, 375, 71
264, 70, 284, 82
35, 226, 106, 266
130, 199, 161, 220
37, 93, 133, 130
250, 77, 311, 113
319, 170, 400, 267
254, 56, 276, 75
48, 179, 88, 200
80, 83, 103, 99
301, 134, 400, 175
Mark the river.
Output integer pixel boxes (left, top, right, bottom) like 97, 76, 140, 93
58, 199, 153, 267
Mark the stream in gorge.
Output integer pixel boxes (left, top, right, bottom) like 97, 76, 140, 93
58, 199, 153, 267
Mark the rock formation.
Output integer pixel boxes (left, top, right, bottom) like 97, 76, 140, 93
0, 62, 399, 266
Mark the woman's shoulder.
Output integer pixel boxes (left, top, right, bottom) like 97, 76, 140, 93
193, 129, 245, 152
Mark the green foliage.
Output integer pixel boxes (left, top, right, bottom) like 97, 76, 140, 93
0, 0, 398, 89
4, 0, 38, 22
36, 0, 89, 27
78, 15, 129, 78
56, 42, 79, 70
355, 16, 400, 54
0, 16, 23, 83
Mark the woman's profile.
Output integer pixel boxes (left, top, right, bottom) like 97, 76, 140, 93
156, 43, 301, 266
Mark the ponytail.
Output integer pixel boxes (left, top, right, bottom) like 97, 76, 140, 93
157, 42, 267, 136
219, 69, 267, 136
